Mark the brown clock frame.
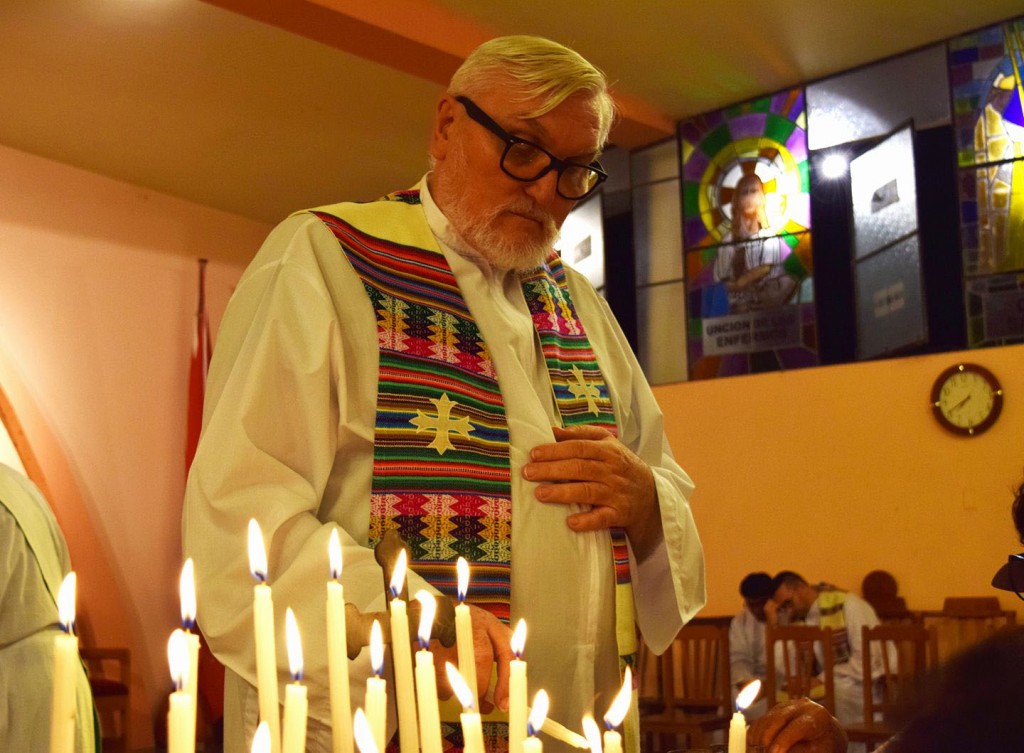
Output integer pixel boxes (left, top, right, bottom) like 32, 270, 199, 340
930, 362, 1003, 437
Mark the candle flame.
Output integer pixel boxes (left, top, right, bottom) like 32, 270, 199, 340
603, 665, 632, 729
180, 558, 197, 629
57, 571, 76, 632
445, 662, 475, 711
167, 628, 189, 690
415, 590, 436, 648
389, 549, 407, 598
353, 708, 378, 753
285, 607, 304, 681
251, 720, 271, 753
582, 715, 603, 753
527, 689, 549, 737
370, 620, 384, 676
736, 678, 761, 711
510, 618, 527, 659
247, 519, 268, 582
456, 557, 469, 602
329, 528, 343, 580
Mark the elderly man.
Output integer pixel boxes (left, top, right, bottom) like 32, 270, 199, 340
184, 35, 705, 753
0, 463, 96, 752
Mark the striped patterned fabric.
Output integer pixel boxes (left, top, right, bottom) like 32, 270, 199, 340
311, 189, 632, 646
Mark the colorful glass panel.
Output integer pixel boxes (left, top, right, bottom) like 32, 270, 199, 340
679, 88, 816, 378
950, 16, 1024, 347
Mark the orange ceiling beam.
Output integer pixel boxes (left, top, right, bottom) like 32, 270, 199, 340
203, 0, 673, 148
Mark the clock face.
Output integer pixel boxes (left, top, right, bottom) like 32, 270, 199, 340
931, 363, 1003, 436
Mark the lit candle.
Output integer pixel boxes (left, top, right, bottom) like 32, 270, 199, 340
248, 519, 281, 753
388, 549, 419, 753
353, 708, 379, 753
524, 690, 549, 753
281, 608, 308, 753
180, 558, 201, 703
366, 621, 388, 753
729, 679, 761, 753
454, 557, 478, 701
582, 715, 603, 753
446, 663, 484, 753
167, 629, 197, 753
49, 571, 77, 753
252, 721, 271, 753
414, 591, 443, 753
509, 618, 528, 753
327, 529, 354, 753
601, 666, 631, 753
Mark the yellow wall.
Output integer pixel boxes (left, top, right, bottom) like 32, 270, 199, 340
655, 346, 1024, 619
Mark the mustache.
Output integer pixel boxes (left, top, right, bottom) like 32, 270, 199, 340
497, 199, 557, 228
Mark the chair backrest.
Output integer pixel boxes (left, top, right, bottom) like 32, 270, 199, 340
766, 624, 836, 714
657, 624, 731, 712
920, 597, 1017, 661
860, 623, 938, 726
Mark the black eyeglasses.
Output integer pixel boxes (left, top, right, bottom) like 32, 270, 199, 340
455, 95, 608, 201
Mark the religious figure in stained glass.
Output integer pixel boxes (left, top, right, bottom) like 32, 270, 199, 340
949, 16, 1024, 347
679, 88, 817, 379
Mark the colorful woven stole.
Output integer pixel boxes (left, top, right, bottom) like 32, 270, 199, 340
309, 190, 636, 751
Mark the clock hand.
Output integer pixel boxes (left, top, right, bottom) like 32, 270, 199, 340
952, 394, 971, 411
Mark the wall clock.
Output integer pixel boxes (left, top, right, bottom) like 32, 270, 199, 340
931, 362, 1003, 436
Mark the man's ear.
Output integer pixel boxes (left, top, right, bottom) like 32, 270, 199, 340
429, 95, 456, 163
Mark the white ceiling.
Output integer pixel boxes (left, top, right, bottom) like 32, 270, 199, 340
1, 0, 1020, 243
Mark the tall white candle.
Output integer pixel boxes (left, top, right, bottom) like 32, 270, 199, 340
414, 591, 443, 753
327, 530, 354, 753
388, 550, 419, 753
729, 680, 761, 753
582, 715, 603, 753
366, 621, 388, 753
524, 690, 549, 753
509, 619, 528, 753
249, 519, 281, 753
601, 666, 632, 753
454, 557, 478, 701
168, 629, 197, 753
281, 608, 308, 753
180, 558, 201, 703
49, 572, 77, 753
446, 663, 484, 753
353, 708, 379, 753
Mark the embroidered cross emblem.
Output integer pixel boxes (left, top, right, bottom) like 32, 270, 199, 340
410, 393, 474, 455
568, 365, 601, 416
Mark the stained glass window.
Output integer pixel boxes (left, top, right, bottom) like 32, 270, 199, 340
679, 88, 817, 378
949, 16, 1024, 347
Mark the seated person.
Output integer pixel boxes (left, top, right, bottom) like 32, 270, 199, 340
0, 463, 96, 752
768, 571, 888, 727
754, 478, 1024, 753
729, 571, 773, 720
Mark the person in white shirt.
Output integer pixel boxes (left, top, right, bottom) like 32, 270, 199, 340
729, 571, 773, 720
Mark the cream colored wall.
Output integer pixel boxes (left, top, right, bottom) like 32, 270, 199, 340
655, 346, 1024, 619
0, 143, 265, 749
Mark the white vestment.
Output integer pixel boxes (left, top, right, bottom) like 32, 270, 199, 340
184, 178, 706, 753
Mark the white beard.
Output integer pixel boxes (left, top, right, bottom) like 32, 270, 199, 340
433, 142, 561, 273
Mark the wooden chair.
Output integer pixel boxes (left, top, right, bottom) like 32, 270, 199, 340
844, 623, 939, 750
639, 624, 733, 752
81, 647, 131, 753
919, 596, 1016, 661
765, 624, 836, 714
